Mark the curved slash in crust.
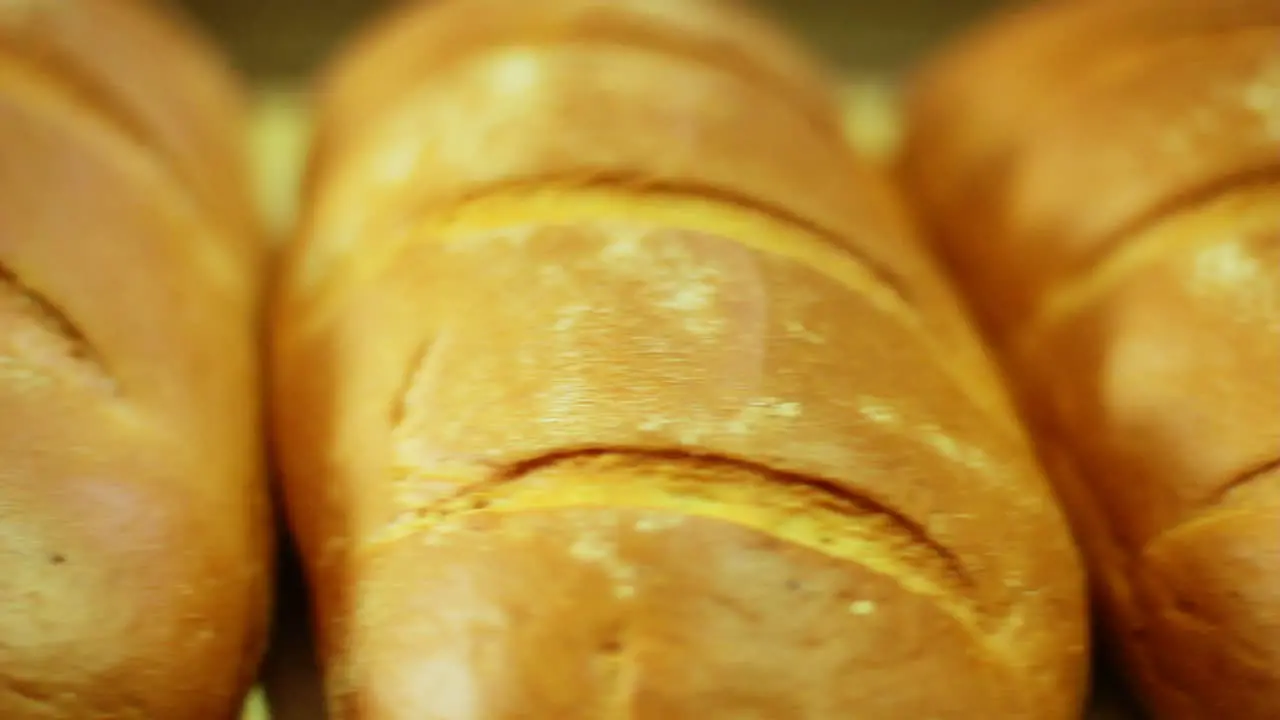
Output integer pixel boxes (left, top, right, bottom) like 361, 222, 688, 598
369, 447, 993, 632
1206, 455, 1280, 510
1140, 455, 1280, 563
1067, 165, 1280, 292
411, 173, 917, 311
0, 262, 112, 392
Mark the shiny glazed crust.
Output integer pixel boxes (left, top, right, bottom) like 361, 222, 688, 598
0, 0, 271, 716
901, 1, 1280, 717
273, 0, 1089, 717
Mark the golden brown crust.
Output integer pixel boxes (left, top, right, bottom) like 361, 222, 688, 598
907, 13, 1280, 339
1015, 189, 1280, 718
274, 0, 1088, 716
284, 43, 1012, 424
0, 1, 271, 716
339, 503, 1066, 719
903, 0, 1280, 245
901, 2, 1280, 717
0, 0, 262, 268
308, 0, 845, 173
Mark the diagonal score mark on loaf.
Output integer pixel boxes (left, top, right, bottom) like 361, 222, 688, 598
1006, 141, 1280, 589
0, 262, 113, 393
0, 674, 59, 715
1013, 31, 1280, 336
1142, 457, 1280, 563
1133, 459, 1280, 670
318, 175, 914, 316
0, 42, 156, 164
0, 54, 245, 300
370, 448, 987, 631
0, 33, 234, 243
1036, 168, 1280, 326
1025, 177, 1280, 333
406, 173, 915, 306
1017, 184, 1280, 527
1204, 455, 1280, 511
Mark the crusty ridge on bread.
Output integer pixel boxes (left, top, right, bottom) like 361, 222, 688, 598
272, 0, 1088, 716
0, 0, 262, 267
900, 0, 1280, 717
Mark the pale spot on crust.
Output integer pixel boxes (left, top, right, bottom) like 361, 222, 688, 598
771, 400, 803, 418
544, 375, 590, 421
552, 302, 593, 332
599, 227, 647, 262
856, 397, 901, 426
920, 424, 992, 473
1157, 107, 1216, 157
1157, 56, 1280, 158
569, 523, 637, 600
658, 282, 713, 312
676, 428, 705, 446
784, 320, 825, 344
371, 145, 419, 187
1243, 59, 1280, 140
848, 600, 877, 616
539, 264, 569, 285
489, 52, 543, 96
1191, 240, 1264, 289
637, 416, 671, 433
634, 513, 685, 533
651, 265, 724, 336
723, 396, 804, 434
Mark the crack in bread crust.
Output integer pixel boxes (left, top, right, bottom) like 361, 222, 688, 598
0, 677, 57, 715
0, 56, 245, 304
418, 175, 914, 308
0, 41, 155, 160
1062, 167, 1280, 301
1129, 460, 1280, 679
0, 43, 237, 247
0, 263, 112, 393
1142, 457, 1280, 560
1016, 180, 1280, 352
302, 176, 915, 321
1206, 455, 1280, 510
366, 448, 990, 632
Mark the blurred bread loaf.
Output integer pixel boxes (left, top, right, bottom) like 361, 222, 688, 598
901, 0, 1280, 717
272, 0, 1088, 716
0, 0, 272, 715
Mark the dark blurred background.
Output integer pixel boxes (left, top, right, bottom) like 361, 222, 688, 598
175, 0, 1016, 81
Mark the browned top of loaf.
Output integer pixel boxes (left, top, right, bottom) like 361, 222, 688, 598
273, 0, 1088, 715
901, 1, 1280, 716
309, 0, 843, 164
0, 0, 261, 265
285, 7, 1013, 414
901, 0, 1280, 339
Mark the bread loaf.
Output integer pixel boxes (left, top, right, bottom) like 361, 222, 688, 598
901, 1, 1280, 716
272, 0, 1088, 716
0, 0, 272, 715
